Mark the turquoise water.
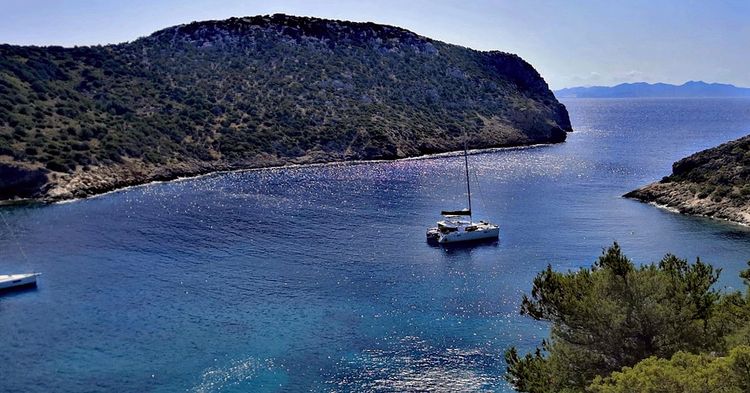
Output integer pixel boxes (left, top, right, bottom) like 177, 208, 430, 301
2, 98, 750, 392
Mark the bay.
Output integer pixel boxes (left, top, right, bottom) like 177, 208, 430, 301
2, 98, 750, 392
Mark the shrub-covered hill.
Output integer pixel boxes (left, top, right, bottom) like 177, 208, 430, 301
625, 134, 750, 225
0, 14, 571, 201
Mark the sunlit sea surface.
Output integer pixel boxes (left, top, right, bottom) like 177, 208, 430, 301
2, 98, 750, 392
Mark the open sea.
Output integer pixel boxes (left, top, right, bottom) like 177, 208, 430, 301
2, 98, 750, 392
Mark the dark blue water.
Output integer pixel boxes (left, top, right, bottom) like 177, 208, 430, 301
2, 98, 750, 392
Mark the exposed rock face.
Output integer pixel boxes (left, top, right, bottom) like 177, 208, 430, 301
625, 134, 750, 225
0, 14, 571, 202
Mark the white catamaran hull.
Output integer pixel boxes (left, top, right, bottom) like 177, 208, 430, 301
438, 226, 499, 243
0, 273, 40, 290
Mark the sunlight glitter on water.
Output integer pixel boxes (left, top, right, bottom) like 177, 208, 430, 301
328, 336, 502, 392
193, 358, 280, 393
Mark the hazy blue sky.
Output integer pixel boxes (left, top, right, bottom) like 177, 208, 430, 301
2, 0, 748, 89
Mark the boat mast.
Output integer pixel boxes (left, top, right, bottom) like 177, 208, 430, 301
464, 139, 472, 223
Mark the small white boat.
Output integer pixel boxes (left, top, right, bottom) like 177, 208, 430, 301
0, 273, 40, 291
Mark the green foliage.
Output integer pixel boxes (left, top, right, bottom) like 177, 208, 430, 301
589, 345, 750, 393
505, 243, 729, 392
0, 14, 570, 178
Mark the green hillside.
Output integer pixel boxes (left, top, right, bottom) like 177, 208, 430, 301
0, 14, 570, 201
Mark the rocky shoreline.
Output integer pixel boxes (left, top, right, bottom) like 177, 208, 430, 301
624, 182, 750, 226
625, 134, 750, 226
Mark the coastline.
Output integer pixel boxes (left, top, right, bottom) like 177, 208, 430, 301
1, 142, 556, 207
638, 199, 749, 228
624, 182, 750, 227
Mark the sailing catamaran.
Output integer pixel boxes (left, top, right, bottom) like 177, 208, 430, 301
426, 145, 499, 244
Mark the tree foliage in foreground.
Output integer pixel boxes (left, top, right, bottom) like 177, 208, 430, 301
588, 345, 750, 393
505, 243, 750, 392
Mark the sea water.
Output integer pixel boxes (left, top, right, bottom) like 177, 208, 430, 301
1, 98, 750, 392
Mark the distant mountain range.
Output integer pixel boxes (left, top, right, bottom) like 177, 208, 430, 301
555, 81, 750, 98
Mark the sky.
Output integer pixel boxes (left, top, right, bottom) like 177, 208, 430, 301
1, 0, 748, 90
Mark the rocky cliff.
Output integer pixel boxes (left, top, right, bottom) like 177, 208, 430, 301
625, 134, 750, 225
0, 14, 571, 202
